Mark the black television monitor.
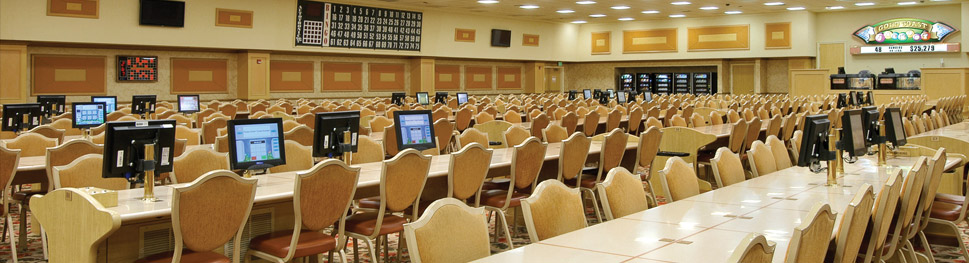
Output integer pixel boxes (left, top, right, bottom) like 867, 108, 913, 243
227, 118, 287, 170
393, 110, 437, 151
434, 92, 448, 104
839, 109, 868, 157
37, 95, 66, 116
616, 91, 627, 104
593, 89, 603, 99
177, 95, 200, 113
861, 106, 881, 147
1, 103, 42, 132
491, 29, 511, 47
568, 90, 577, 100
72, 102, 107, 129
797, 114, 834, 172
102, 120, 176, 181
836, 93, 848, 109
416, 92, 430, 106
140, 0, 185, 27
852, 91, 864, 106
607, 89, 616, 99
627, 90, 638, 103
865, 91, 875, 105
131, 95, 157, 115
457, 92, 469, 105
883, 108, 907, 147
91, 96, 117, 113
644, 92, 653, 102
312, 111, 360, 158
391, 92, 406, 106
583, 89, 592, 100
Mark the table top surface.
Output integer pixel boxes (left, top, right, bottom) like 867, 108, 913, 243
475, 155, 957, 263
910, 122, 969, 141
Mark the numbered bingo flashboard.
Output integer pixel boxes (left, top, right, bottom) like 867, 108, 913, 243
295, 1, 422, 51
117, 56, 158, 81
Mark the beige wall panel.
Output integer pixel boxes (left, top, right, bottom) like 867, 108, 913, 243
731, 64, 755, 94
818, 43, 845, 74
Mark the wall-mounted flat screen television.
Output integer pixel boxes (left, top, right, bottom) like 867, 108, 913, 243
140, 0, 185, 27
491, 29, 511, 47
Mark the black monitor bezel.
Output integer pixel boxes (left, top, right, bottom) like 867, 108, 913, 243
0, 103, 42, 132
177, 94, 201, 113
839, 109, 868, 157
226, 118, 288, 170
312, 111, 361, 158
416, 92, 430, 105
434, 92, 448, 104
616, 91, 627, 104
131, 95, 157, 114
91, 96, 118, 113
797, 114, 833, 168
72, 102, 108, 129
884, 108, 907, 147
393, 110, 437, 152
37, 95, 66, 115
861, 106, 881, 146
583, 89, 592, 100
102, 119, 177, 180
391, 92, 406, 106
456, 92, 469, 105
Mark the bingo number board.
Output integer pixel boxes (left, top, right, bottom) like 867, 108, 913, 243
295, 1, 422, 51
117, 56, 158, 81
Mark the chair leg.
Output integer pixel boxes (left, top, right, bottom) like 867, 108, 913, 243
396, 231, 404, 263
8, 215, 17, 263
916, 232, 935, 263
366, 238, 378, 263
17, 204, 27, 253
582, 188, 602, 222
497, 209, 515, 249
1, 213, 7, 242
352, 238, 360, 263
41, 226, 47, 259
338, 249, 348, 263
382, 235, 389, 263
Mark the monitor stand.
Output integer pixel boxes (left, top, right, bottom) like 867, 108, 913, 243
243, 164, 274, 178
877, 121, 888, 166
140, 143, 160, 202
826, 132, 839, 186
82, 128, 91, 140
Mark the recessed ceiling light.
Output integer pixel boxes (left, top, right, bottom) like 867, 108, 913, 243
826, 5, 844, 9
576, 1, 596, 4
611, 5, 630, 9
477, 0, 499, 3
854, 2, 875, 6
642, 10, 661, 14
929, 0, 950, 2
671, 1, 691, 5
519, 4, 539, 9
557, 9, 575, 13
589, 14, 606, 17
786, 6, 805, 10
724, 10, 743, 14
699, 6, 719, 10
571, 20, 588, 24
669, 14, 686, 17
897, 1, 917, 5
618, 17, 634, 21
763, 2, 785, 6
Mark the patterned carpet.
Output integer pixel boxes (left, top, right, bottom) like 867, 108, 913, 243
0, 206, 967, 263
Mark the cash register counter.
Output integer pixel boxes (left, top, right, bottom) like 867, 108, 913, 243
789, 68, 969, 104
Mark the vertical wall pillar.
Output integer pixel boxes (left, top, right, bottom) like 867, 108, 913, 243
524, 62, 544, 93
0, 43, 29, 104
238, 51, 271, 100
410, 57, 435, 94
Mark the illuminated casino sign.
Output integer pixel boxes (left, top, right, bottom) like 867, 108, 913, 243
853, 18, 957, 44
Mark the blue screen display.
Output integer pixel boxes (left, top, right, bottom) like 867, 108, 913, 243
233, 123, 282, 163
92, 97, 116, 113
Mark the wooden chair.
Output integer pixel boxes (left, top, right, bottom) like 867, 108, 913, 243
727, 233, 776, 263
710, 147, 746, 188
51, 154, 128, 190
710, 111, 724, 125
30, 188, 119, 263
552, 108, 568, 121
480, 138, 546, 248
632, 127, 662, 205
582, 111, 600, 136
542, 124, 569, 143
741, 118, 762, 154
219, 104, 237, 119
204, 112, 230, 123
370, 116, 393, 133
605, 109, 622, 132
282, 120, 301, 132
49, 118, 80, 136
447, 143, 493, 207
521, 179, 588, 243
173, 125, 200, 146
690, 113, 706, 128
136, 171, 257, 263
402, 198, 491, 263
925, 152, 969, 261
857, 165, 911, 263
651, 127, 716, 181
657, 157, 712, 202
270, 141, 314, 173
295, 113, 315, 129
351, 135, 384, 165
474, 112, 494, 124
200, 117, 228, 145
670, 115, 688, 127
2, 133, 57, 157
246, 160, 358, 263
28, 125, 65, 144
784, 203, 837, 263
106, 111, 127, 122
502, 111, 522, 124
764, 135, 792, 170
0, 146, 19, 262
172, 147, 230, 184
644, 116, 663, 130
503, 125, 530, 148
789, 130, 803, 161
457, 128, 489, 149
766, 115, 782, 137
663, 106, 678, 127
597, 167, 649, 220
346, 149, 432, 263
561, 112, 579, 135
727, 109, 742, 123
284, 125, 313, 147
473, 120, 513, 149
529, 113, 551, 141
828, 184, 874, 263
455, 107, 474, 132
433, 119, 456, 153
214, 135, 229, 153
579, 129, 627, 221
556, 131, 592, 202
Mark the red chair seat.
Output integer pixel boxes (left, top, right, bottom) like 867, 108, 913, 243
935, 193, 964, 205
481, 178, 511, 191
357, 196, 381, 209
249, 230, 337, 259
345, 212, 408, 236
480, 189, 528, 208
136, 250, 230, 263
930, 201, 963, 221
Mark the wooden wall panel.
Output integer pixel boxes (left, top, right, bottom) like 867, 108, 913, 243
215, 8, 253, 28
496, 66, 522, 90
171, 58, 228, 94
523, 34, 540, 47
455, 29, 475, 42
435, 64, 461, 91
322, 62, 362, 91
32, 54, 106, 95
464, 66, 493, 90
765, 22, 791, 49
269, 60, 314, 92
623, 28, 677, 53
368, 63, 405, 91
687, 25, 750, 51
591, 32, 611, 55
0, 45, 28, 103
47, 0, 98, 18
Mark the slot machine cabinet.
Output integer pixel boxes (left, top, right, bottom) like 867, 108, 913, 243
652, 73, 672, 94
673, 73, 692, 94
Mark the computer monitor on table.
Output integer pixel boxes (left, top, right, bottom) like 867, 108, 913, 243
866, 91, 875, 105
593, 89, 603, 99
883, 108, 907, 147
583, 89, 592, 100
102, 120, 176, 182
627, 90, 638, 103
617, 91, 627, 104
416, 92, 430, 106
91, 96, 117, 113
393, 110, 437, 151
391, 92, 406, 106
435, 92, 448, 104
837, 93, 848, 109
1, 103, 42, 132
313, 111, 360, 158
797, 114, 834, 172
839, 109, 868, 158
177, 95, 200, 113
568, 90, 577, 101
131, 95, 157, 115
71, 102, 107, 129
861, 106, 881, 147
457, 92, 469, 106
607, 89, 616, 99
37, 95, 66, 116
643, 92, 653, 102
227, 118, 287, 171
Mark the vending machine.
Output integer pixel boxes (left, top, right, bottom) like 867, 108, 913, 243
618, 74, 635, 90
636, 73, 651, 94
692, 72, 717, 95
673, 73, 692, 94
652, 73, 672, 94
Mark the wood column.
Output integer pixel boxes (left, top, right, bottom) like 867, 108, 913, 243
410, 57, 435, 94
237, 51, 270, 100
524, 62, 544, 93
0, 44, 28, 103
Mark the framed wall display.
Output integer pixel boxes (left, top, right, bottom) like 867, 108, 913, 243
117, 56, 158, 81
47, 0, 98, 19
215, 8, 254, 28
295, 1, 422, 51
455, 29, 475, 42
687, 25, 750, 51
591, 32, 611, 54
269, 60, 314, 92
523, 34, 539, 47
623, 28, 677, 53
765, 22, 791, 49
170, 58, 228, 94
32, 54, 106, 95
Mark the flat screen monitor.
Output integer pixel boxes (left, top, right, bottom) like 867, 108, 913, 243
491, 29, 511, 47
568, 90, 577, 100
72, 102, 107, 129
393, 110, 436, 151
434, 92, 448, 104
102, 120, 176, 181
884, 108, 907, 147
416, 92, 430, 105
457, 92, 469, 105
391, 92, 406, 106
837, 93, 848, 109
140, 0, 185, 27
37, 95, 66, 115
583, 89, 592, 100
861, 106, 881, 146
608, 89, 616, 99
313, 111, 360, 158
131, 95, 157, 114
866, 91, 875, 105
1, 103, 42, 132
839, 109, 868, 157
91, 96, 117, 113
227, 118, 287, 170
617, 91, 627, 104
644, 92, 653, 102
593, 89, 603, 99
797, 114, 833, 171
177, 95, 200, 113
